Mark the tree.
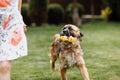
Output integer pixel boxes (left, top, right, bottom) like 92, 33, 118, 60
29, 0, 48, 25
71, 0, 81, 27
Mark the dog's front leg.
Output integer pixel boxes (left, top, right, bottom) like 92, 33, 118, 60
60, 67, 67, 80
51, 61, 55, 71
77, 56, 90, 80
78, 64, 90, 80
50, 46, 58, 71
50, 53, 57, 71
50, 57, 57, 71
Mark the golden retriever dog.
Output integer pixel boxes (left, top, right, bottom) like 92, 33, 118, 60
50, 24, 90, 80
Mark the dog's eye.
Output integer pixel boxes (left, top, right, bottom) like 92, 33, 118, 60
68, 27, 72, 30
63, 27, 66, 30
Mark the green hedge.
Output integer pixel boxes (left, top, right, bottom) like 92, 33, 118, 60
29, 0, 48, 25
47, 4, 64, 25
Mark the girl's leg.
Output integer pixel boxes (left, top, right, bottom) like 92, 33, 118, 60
0, 61, 12, 80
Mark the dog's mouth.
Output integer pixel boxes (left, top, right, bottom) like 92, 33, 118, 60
60, 28, 76, 44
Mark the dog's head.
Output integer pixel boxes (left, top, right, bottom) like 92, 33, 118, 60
60, 24, 83, 40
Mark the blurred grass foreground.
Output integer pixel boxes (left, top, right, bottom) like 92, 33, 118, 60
11, 21, 120, 80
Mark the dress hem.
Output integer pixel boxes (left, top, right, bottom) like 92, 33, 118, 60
0, 54, 27, 61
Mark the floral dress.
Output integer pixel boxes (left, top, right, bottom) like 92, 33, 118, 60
0, 0, 27, 61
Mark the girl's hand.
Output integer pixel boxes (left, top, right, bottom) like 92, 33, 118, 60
24, 24, 27, 32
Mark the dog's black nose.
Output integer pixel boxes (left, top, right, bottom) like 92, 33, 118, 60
63, 29, 70, 36
63, 30, 68, 34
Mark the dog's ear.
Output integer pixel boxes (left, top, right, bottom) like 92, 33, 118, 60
80, 32, 83, 37
78, 32, 83, 41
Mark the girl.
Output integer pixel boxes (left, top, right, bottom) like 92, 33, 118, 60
0, 0, 27, 80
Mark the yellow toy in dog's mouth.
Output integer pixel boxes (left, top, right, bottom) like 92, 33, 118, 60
60, 36, 76, 43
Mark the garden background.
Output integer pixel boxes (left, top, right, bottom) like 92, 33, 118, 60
12, 0, 120, 80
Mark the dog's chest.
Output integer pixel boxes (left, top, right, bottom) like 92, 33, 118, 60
59, 49, 78, 68
58, 41, 81, 68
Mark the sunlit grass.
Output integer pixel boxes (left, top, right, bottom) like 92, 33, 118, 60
11, 21, 120, 80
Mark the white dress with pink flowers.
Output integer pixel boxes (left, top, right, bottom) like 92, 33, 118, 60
0, 0, 27, 61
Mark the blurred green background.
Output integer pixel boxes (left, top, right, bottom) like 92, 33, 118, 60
11, 0, 120, 80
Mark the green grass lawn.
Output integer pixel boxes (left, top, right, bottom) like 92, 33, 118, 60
11, 21, 120, 80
